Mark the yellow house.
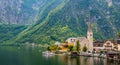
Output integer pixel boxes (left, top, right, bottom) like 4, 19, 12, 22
60, 42, 75, 52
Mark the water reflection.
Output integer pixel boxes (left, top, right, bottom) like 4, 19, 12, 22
55, 54, 120, 65
0, 46, 119, 65
66, 57, 105, 65
107, 60, 120, 65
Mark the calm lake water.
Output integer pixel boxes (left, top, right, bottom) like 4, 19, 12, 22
0, 46, 119, 65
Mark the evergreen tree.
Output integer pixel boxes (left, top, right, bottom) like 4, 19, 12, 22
76, 40, 80, 52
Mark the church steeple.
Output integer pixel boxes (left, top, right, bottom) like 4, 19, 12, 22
87, 15, 93, 52
88, 16, 92, 33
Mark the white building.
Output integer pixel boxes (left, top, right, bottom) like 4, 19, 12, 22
103, 40, 115, 51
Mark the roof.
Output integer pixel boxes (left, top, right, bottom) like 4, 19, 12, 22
94, 41, 104, 43
104, 40, 116, 44
66, 37, 77, 41
105, 39, 120, 44
77, 37, 87, 42
54, 41, 61, 45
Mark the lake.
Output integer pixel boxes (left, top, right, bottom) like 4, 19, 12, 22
0, 46, 119, 65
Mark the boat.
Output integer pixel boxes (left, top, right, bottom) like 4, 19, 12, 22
42, 51, 55, 56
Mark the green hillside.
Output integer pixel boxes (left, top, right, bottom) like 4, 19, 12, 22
0, 24, 27, 44
0, 0, 118, 45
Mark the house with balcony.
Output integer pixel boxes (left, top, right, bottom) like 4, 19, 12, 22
103, 40, 116, 51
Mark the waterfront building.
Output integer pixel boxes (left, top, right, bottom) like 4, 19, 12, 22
103, 40, 115, 51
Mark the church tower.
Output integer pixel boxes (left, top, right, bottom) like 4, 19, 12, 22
87, 17, 93, 52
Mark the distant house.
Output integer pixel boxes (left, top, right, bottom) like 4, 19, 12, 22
103, 40, 115, 51
102, 39, 120, 51
93, 41, 104, 52
61, 42, 69, 51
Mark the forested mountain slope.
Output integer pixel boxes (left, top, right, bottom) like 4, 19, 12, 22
9, 0, 120, 44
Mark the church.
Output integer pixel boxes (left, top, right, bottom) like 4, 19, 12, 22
66, 18, 93, 52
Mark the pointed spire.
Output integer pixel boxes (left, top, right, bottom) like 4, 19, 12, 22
88, 15, 92, 32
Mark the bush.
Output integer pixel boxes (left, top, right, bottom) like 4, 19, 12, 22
68, 45, 74, 52
82, 46, 87, 52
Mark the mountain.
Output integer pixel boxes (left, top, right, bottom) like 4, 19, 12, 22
5, 0, 119, 44
0, 0, 63, 24
1, 0, 120, 44
0, 24, 26, 44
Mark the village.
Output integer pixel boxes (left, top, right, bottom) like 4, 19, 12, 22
43, 18, 120, 62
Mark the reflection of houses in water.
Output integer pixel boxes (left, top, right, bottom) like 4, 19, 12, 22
64, 56, 107, 65
80, 57, 94, 65
80, 57, 107, 65
106, 51, 120, 61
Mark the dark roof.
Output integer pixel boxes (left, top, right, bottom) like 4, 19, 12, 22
111, 38, 120, 44
110, 40, 116, 44
104, 40, 116, 44
94, 41, 104, 43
